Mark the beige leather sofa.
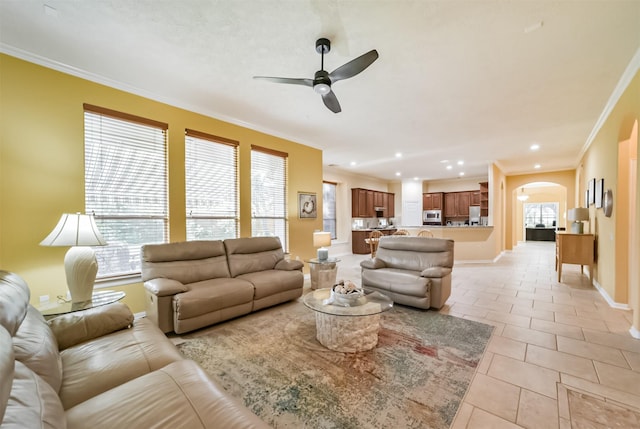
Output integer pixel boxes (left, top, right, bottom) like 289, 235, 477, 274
142, 236, 304, 334
0, 270, 269, 428
360, 236, 454, 309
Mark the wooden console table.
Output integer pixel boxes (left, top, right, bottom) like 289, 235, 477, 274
555, 233, 594, 285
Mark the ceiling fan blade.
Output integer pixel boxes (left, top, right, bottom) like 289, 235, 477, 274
253, 76, 313, 87
329, 49, 379, 83
322, 90, 341, 113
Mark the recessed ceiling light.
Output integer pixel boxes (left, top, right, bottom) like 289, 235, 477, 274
530, 144, 540, 151
395, 152, 402, 158
457, 160, 464, 166
413, 177, 419, 181
446, 165, 453, 170
534, 164, 541, 169
350, 161, 356, 166
395, 172, 401, 177
524, 21, 544, 34
459, 172, 465, 176
440, 160, 449, 164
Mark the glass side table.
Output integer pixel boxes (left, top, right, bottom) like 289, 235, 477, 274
39, 290, 126, 318
305, 257, 341, 290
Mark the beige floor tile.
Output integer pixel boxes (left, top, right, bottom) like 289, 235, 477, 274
467, 408, 522, 429
450, 402, 473, 429
463, 315, 506, 336
465, 373, 521, 421
594, 361, 640, 396
510, 305, 555, 321
557, 384, 570, 419
604, 317, 634, 335
488, 354, 560, 399
476, 350, 494, 375
449, 302, 489, 318
561, 374, 640, 411
554, 313, 609, 332
474, 298, 513, 313
567, 388, 640, 428
486, 311, 531, 328
533, 301, 577, 315
583, 329, 640, 354
517, 388, 559, 429
464, 290, 499, 301
501, 325, 557, 350
526, 344, 599, 383
497, 295, 534, 307
488, 335, 527, 361
623, 350, 640, 372
517, 291, 553, 302
530, 319, 584, 340
557, 336, 629, 368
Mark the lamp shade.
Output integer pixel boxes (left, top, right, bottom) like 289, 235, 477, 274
567, 208, 589, 222
40, 213, 107, 247
313, 231, 331, 248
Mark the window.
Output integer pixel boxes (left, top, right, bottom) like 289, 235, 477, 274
185, 129, 239, 240
524, 202, 558, 228
323, 181, 337, 239
251, 146, 288, 251
84, 104, 168, 279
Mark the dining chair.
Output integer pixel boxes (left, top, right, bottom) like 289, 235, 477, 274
417, 229, 434, 237
368, 230, 383, 257
392, 229, 409, 236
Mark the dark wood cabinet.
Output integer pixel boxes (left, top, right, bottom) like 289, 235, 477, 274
457, 192, 470, 216
423, 192, 443, 210
352, 188, 395, 218
471, 191, 480, 206
352, 228, 397, 254
479, 182, 489, 217
444, 193, 457, 217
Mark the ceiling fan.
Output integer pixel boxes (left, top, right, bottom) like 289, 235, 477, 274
253, 38, 379, 113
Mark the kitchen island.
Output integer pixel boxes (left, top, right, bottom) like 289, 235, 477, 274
352, 226, 498, 263
351, 228, 397, 254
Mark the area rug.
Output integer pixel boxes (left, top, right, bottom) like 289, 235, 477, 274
176, 299, 493, 429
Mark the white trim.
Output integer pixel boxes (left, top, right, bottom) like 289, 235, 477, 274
95, 274, 143, 289
592, 278, 632, 310
579, 47, 640, 161
630, 326, 640, 340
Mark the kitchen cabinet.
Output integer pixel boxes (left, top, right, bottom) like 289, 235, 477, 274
470, 191, 480, 206
352, 188, 395, 218
423, 192, 443, 210
351, 229, 397, 254
444, 191, 470, 218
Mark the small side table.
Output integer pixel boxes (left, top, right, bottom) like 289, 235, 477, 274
305, 257, 341, 290
39, 290, 126, 318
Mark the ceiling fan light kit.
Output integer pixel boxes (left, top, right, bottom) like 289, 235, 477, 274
254, 38, 379, 113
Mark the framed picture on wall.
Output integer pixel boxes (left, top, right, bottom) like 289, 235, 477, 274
588, 178, 596, 205
298, 192, 317, 219
585, 190, 589, 208
595, 178, 604, 208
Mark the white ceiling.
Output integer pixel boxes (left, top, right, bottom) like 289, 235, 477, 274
1, 1, 639, 182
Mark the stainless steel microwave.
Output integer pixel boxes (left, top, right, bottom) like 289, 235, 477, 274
423, 210, 442, 223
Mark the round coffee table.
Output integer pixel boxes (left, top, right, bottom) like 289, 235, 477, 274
303, 288, 393, 352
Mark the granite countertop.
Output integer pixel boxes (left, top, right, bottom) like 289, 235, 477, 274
352, 227, 398, 232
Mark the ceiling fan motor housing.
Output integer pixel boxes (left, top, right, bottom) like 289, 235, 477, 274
313, 70, 332, 94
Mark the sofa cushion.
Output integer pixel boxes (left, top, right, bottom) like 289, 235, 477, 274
48, 302, 134, 351
65, 360, 269, 429
237, 269, 304, 300
141, 240, 230, 284
13, 305, 63, 393
58, 317, 184, 409
0, 270, 30, 336
376, 236, 454, 271
224, 237, 284, 277
0, 327, 13, 423
2, 361, 66, 429
173, 278, 255, 320
361, 268, 430, 298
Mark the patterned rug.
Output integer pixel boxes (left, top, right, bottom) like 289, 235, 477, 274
176, 298, 493, 429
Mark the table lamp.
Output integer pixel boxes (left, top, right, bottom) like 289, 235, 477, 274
313, 231, 331, 261
40, 213, 107, 303
567, 208, 589, 234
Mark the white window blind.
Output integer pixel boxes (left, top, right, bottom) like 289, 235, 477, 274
251, 146, 288, 251
323, 181, 337, 240
84, 104, 169, 280
185, 129, 239, 240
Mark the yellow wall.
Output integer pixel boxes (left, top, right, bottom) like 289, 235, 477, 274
0, 54, 323, 312
578, 68, 640, 307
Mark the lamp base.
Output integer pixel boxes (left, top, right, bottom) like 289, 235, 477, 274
64, 246, 98, 303
571, 221, 584, 234
317, 247, 329, 261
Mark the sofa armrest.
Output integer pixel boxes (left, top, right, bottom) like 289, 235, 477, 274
360, 258, 387, 270
420, 267, 452, 278
144, 278, 188, 297
48, 302, 134, 351
275, 259, 304, 271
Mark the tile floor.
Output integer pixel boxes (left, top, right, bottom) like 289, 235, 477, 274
333, 241, 640, 428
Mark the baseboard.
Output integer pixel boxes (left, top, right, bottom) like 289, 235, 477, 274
630, 326, 640, 339
592, 279, 632, 311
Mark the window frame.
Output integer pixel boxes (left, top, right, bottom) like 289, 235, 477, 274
323, 181, 337, 240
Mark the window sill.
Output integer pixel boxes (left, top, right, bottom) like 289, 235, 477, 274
95, 274, 143, 289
